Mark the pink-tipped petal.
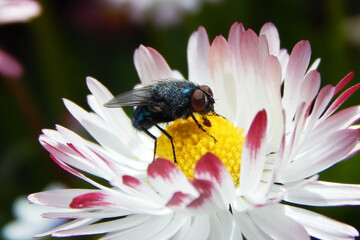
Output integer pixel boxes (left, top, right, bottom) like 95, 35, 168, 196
187, 26, 211, 86
123, 175, 165, 203
259, 22, 280, 56
194, 153, 236, 203
147, 158, 198, 200
134, 45, 173, 85
305, 84, 335, 128
187, 179, 225, 214
307, 106, 360, 145
209, 35, 236, 119
228, 22, 245, 78
323, 82, 360, 119
28, 189, 103, 208
300, 70, 321, 107
239, 110, 267, 195
263, 55, 284, 150
240, 29, 261, 74
334, 71, 355, 95
70, 192, 112, 209
166, 192, 194, 208
283, 40, 312, 122
228, 22, 245, 56
282, 129, 360, 181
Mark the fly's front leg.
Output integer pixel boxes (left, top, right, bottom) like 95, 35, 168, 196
190, 112, 217, 143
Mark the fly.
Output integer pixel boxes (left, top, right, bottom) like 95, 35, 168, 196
104, 79, 217, 163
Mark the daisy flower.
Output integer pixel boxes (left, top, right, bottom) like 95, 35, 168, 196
29, 22, 360, 239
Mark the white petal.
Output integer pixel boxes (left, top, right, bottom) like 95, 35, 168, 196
100, 214, 174, 240
86, 76, 152, 160
43, 210, 132, 219
63, 99, 133, 159
179, 215, 210, 240
250, 204, 310, 240
209, 211, 239, 240
171, 217, 191, 240
36, 218, 97, 238
146, 214, 187, 240
284, 181, 360, 206
284, 205, 359, 240
234, 212, 271, 240
54, 215, 152, 236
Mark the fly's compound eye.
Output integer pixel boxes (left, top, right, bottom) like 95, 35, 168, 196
191, 89, 206, 112
200, 85, 213, 97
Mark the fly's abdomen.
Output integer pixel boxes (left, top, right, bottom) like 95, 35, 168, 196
132, 106, 153, 130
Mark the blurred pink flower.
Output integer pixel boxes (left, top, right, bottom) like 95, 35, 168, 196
0, 0, 41, 78
0, 47, 23, 78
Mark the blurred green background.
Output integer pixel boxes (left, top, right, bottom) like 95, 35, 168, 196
0, 0, 359, 239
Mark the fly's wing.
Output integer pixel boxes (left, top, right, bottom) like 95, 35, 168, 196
104, 85, 156, 108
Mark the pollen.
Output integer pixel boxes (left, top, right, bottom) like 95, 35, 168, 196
156, 114, 245, 186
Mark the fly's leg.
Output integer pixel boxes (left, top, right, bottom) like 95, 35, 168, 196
140, 126, 158, 161
190, 112, 217, 143
154, 124, 177, 164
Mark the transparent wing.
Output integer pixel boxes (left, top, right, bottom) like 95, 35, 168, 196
104, 86, 155, 108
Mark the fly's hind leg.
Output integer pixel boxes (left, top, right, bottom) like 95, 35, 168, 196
139, 126, 158, 161
154, 124, 177, 164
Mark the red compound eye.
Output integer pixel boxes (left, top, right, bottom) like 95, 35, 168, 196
191, 89, 205, 112
200, 85, 213, 97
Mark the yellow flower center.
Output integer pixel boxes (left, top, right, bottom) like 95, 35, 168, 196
156, 114, 245, 186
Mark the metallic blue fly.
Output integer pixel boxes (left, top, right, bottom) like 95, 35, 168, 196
104, 79, 217, 162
